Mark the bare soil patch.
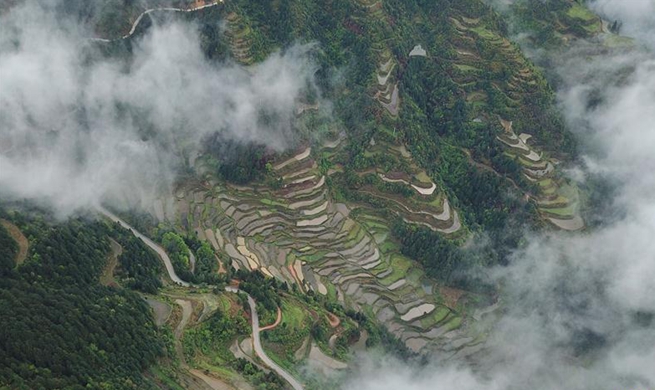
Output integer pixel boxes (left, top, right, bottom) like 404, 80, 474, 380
100, 239, 122, 286
0, 219, 28, 265
189, 369, 235, 390
326, 312, 341, 328
146, 297, 173, 326
439, 286, 465, 309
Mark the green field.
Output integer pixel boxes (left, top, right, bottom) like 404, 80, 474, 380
380, 254, 413, 286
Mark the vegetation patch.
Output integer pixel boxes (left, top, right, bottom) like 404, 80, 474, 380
379, 254, 413, 286
0, 216, 164, 389
567, 3, 598, 22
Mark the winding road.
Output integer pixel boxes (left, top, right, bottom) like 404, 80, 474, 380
98, 206, 190, 287
97, 207, 303, 390
246, 295, 304, 390
92, 1, 222, 42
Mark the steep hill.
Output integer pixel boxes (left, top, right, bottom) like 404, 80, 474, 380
109, 0, 598, 356
0, 0, 621, 387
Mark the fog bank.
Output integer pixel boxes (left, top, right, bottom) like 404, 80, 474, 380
0, 1, 317, 215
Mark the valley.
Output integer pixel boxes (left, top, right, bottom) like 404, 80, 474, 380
0, 0, 637, 389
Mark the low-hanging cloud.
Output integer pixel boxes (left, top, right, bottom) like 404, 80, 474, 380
343, 2, 655, 389
0, 1, 318, 215
590, 0, 655, 46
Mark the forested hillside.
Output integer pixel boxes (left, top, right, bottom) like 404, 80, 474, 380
0, 213, 164, 389
0, 224, 18, 275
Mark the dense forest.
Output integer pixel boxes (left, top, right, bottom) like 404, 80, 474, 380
0, 224, 18, 276
110, 222, 163, 293
155, 228, 226, 285
0, 214, 164, 389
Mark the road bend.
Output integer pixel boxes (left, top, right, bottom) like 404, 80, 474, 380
245, 295, 304, 390
97, 206, 190, 287
98, 208, 303, 389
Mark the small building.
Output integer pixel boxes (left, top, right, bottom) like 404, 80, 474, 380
409, 44, 427, 57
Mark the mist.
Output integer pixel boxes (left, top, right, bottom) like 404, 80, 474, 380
3, 0, 654, 388
344, 2, 655, 390
590, 0, 655, 46
0, 1, 318, 216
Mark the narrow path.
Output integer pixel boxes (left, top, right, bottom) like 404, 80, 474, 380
98, 207, 190, 286
189, 369, 233, 390
174, 299, 235, 390
308, 343, 348, 372
326, 312, 340, 328
173, 298, 193, 372
174, 299, 193, 340
145, 297, 172, 326
259, 306, 282, 331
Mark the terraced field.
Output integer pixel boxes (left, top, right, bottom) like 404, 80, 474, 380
448, 15, 545, 118
164, 289, 251, 390
496, 119, 584, 230
353, 0, 401, 116
224, 12, 255, 65
352, 138, 464, 236
106, 0, 583, 360
152, 135, 482, 355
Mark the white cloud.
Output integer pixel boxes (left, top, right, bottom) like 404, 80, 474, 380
0, 1, 317, 216
342, 1, 655, 389
590, 0, 655, 45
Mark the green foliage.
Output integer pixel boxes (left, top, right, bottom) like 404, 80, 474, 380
195, 241, 220, 281
155, 229, 226, 285
511, 0, 601, 47
345, 309, 415, 361
19, 219, 111, 287
437, 145, 534, 233
183, 298, 287, 390
94, 0, 142, 38
392, 221, 464, 285
232, 358, 287, 390
0, 216, 163, 389
0, 224, 17, 276
264, 299, 310, 356
392, 218, 516, 292
110, 222, 163, 294
184, 306, 248, 358
183, 234, 225, 284
205, 139, 272, 185
236, 270, 283, 316
161, 231, 193, 281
